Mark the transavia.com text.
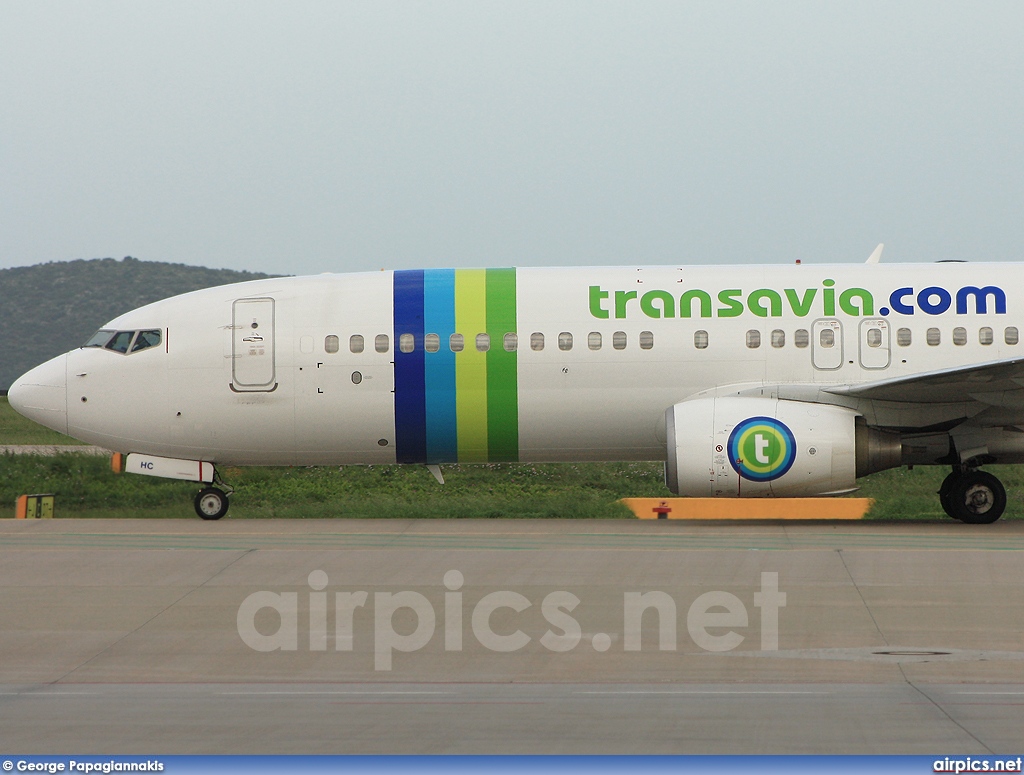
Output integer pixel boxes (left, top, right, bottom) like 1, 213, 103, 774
237, 570, 786, 670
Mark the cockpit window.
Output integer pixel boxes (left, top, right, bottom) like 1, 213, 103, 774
131, 330, 162, 352
83, 328, 163, 354
83, 329, 116, 348
105, 331, 135, 353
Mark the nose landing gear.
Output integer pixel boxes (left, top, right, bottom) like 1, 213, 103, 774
116, 452, 234, 520
194, 469, 233, 520
938, 468, 1006, 524
194, 486, 230, 520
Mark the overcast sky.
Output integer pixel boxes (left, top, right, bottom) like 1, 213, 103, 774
2, 1, 1024, 276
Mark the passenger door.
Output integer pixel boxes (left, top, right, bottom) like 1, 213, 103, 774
858, 318, 891, 370
812, 319, 843, 370
231, 297, 277, 391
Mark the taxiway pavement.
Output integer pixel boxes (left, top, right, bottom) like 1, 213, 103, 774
1, 518, 1022, 753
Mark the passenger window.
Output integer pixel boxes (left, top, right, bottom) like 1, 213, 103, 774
476, 333, 490, 352
953, 327, 967, 346
612, 331, 627, 350
896, 328, 911, 347
1006, 327, 1019, 345
450, 333, 465, 352
374, 334, 390, 353
399, 333, 415, 353
325, 335, 340, 354
819, 329, 835, 348
84, 329, 116, 348
503, 333, 518, 352
746, 330, 761, 349
794, 329, 809, 348
771, 330, 785, 348
639, 331, 654, 350
105, 331, 135, 353
530, 332, 545, 351
425, 333, 440, 353
980, 327, 993, 345
694, 330, 709, 350
927, 328, 941, 346
558, 332, 573, 351
350, 334, 364, 354
131, 330, 162, 352
588, 332, 602, 350
866, 328, 882, 348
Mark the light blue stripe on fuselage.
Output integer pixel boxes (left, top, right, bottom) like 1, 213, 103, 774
423, 269, 458, 462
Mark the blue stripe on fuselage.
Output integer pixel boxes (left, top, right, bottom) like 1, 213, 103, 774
423, 269, 458, 463
393, 270, 426, 463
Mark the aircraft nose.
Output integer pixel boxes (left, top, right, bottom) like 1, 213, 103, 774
8, 354, 69, 435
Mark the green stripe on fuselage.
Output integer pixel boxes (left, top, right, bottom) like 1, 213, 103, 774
485, 268, 518, 461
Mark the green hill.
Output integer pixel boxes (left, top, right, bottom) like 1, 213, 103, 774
0, 257, 278, 390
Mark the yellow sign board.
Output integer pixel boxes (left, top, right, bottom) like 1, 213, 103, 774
15, 494, 55, 519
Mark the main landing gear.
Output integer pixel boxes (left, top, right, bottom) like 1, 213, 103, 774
938, 468, 1006, 524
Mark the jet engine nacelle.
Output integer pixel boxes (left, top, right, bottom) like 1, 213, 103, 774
665, 397, 901, 497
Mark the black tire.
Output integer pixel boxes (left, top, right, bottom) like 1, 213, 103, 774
194, 487, 229, 520
947, 471, 1006, 524
938, 472, 960, 520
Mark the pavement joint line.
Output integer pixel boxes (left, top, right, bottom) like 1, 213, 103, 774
955, 692, 1024, 695
0, 530, 850, 537
908, 682, 994, 755
219, 691, 456, 695
46, 549, 251, 684
6, 537, 1024, 549
20, 692, 101, 696
196, 547, 257, 587
837, 549, 890, 647
574, 690, 831, 695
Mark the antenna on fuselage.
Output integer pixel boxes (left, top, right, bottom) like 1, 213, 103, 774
865, 243, 884, 264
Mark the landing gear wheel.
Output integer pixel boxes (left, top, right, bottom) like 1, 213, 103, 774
947, 471, 1006, 524
938, 472, 960, 520
195, 487, 229, 520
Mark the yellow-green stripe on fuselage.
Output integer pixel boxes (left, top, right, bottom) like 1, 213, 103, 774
454, 269, 490, 461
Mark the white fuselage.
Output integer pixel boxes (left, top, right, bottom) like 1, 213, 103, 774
11, 262, 1024, 468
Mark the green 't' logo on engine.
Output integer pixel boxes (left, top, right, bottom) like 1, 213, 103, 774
727, 417, 797, 482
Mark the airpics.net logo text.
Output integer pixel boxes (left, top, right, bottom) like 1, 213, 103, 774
236, 571, 786, 671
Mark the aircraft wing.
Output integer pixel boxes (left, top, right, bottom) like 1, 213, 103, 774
823, 356, 1024, 403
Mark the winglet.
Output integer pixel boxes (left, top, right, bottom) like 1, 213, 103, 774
865, 243, 884, 264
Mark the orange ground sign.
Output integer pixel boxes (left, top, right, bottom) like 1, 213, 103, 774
621, 497, 874, 520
